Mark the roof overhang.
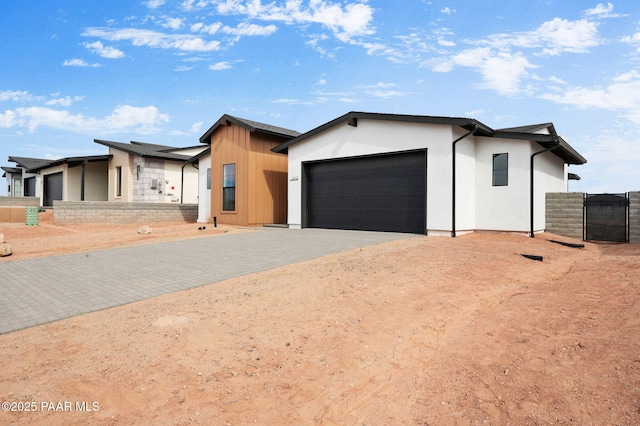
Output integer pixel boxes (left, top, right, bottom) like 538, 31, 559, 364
272, 111, 587, 165
28, 155, 112, 172
271, 111, 494, 155
492, 130, 586, 165
199, 114, 300, 143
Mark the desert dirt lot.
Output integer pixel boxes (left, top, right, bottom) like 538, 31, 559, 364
1, 211, 640, 425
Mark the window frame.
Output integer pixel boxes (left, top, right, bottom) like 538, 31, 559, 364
222, 163, 236, 211
492, 153, 508, 187
116, 166, 123, 197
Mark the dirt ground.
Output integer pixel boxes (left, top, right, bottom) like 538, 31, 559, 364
1, 211, 639, 425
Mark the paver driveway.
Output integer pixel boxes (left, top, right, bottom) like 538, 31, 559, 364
0, 227, 416, 334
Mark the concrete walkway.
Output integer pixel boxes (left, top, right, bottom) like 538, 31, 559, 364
0, 228, 416, 334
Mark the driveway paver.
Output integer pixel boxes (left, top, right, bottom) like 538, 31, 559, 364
0, 227, 417, 334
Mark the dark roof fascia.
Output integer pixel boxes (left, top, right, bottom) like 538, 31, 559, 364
199, 114, 301, 143
8, 156, 53, 171
28, 155, 113, 172
568, 172, 581, 181
94, 139, 191, 162
497, 122, 557, 135
1, 166, 23, 175
492, 131, 586, 165
271, 111, 494, 154
187, 146, 211, 164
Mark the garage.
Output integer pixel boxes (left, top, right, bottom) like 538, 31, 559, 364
303, 149, 427, 234
43, 172, 63, 207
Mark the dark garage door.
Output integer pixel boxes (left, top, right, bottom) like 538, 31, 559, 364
44, 172, 63, 207
304, 150, 426, 234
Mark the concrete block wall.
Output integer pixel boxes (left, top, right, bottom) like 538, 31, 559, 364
133, 157, 165, 203
545, 192, 584, 240
53, 201, 198, 224
0, 196, 40, 207
630, 192, 640, 244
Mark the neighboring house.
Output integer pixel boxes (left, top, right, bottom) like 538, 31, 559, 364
4, 155, 110, 206
2, 166, 25, 197
94, 140, 207, 204
3, 157, 51, 199
197, 114, 299, 226
272, 111, 587, 235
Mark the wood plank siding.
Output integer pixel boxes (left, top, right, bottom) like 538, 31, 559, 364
209, 122, 288, 226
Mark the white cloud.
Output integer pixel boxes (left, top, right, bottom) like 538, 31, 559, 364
583, 3, 624, 18
190, 22, 223, 35
0, 110, 17, 127
187, 0, 374, 43
475, 18, 602, 57
222, 22, 278, 38
209, 61, 232, 70
63, 58, 102, 67
540, 70, 640, 123
421, 13, 605, 96
189, 121, 203, 133
45, 96, 85, 107
0, 90, 38, 102
83, 41, 126, 59
0, 105, 169, 135
174, 65, 194, 71
83, 27, 221, 52
441, 7, 455, 15
162, 17, 185, 30
146, 0, 166, 9
427, 47, 536, 95
356, 82, 410, 98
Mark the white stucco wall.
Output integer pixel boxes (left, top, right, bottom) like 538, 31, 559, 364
197, 152, 211, 223
287, 119, 459, 232
532, 149, 567, 231
287, 118, 571, 234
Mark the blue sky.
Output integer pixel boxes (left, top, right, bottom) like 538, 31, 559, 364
2, 1, 640, 195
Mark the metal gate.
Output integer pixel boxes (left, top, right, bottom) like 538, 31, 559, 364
584, 193, 629, 242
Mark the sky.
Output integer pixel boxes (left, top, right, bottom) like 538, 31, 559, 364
2, 0, 640, 195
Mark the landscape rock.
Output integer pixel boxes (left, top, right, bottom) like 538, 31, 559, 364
0, 243, 12, 257
0, 233, 4, 243
137, 225, 153, 235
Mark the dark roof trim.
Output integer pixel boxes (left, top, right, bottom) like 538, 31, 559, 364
497, 122, 557, 135
199, 114, 301, 143
271, 111, 586, 165
271, 111, 494, 155
568, 172, 581, 181
8, 156, 53, 171
28, 155, 112, 172
187, 146, 211, 164
94, 139, 193, 161
1, 166, 22, 175
492, 130, 586, 164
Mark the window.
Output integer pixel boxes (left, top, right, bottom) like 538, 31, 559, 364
492, 153, 508, 186
136, 165, 141, 180
222, 164, 236, 211
116, 166, 122, 197
206, 168, 211, 190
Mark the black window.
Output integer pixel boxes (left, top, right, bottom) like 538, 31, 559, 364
116, 166, 122, 196
492, 153, 508, 186
222, 164, 236, 211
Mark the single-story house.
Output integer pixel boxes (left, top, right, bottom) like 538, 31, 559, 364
5, 155, 111, 206
3, 157, 52, 199
196, 114, 299, 226
272, 111, 587, 236
94, 140, 207, 204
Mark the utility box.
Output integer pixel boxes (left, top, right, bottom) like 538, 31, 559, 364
25, 206, 39, 226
